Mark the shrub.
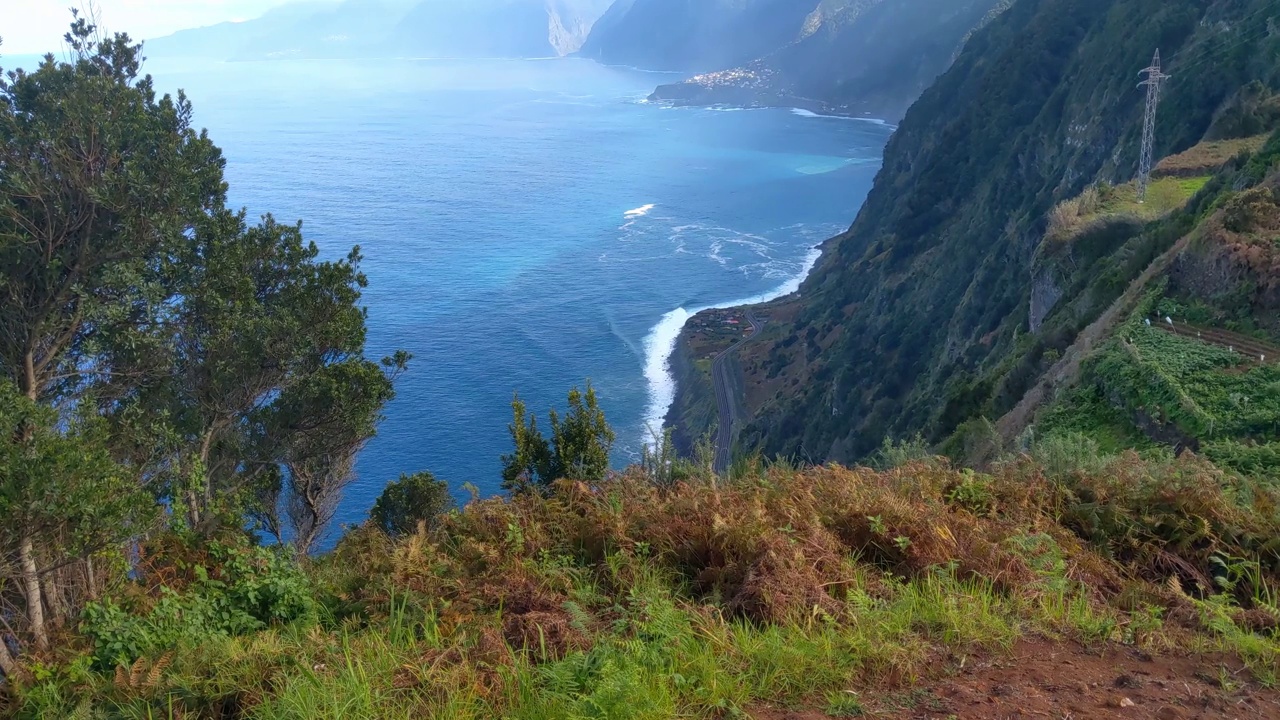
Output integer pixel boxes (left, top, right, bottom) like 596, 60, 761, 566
80, 540, 319, 669
868, 433, 934, 470
1031, 431, 1108, 478
370, 471, 457, 538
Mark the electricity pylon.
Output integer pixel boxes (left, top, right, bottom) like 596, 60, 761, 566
1137, 49, 1170, 203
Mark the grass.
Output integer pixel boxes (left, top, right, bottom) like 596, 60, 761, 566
1047, 176, 1210, 242
1154, 134, 1271, 178
10, 458, 1280, 718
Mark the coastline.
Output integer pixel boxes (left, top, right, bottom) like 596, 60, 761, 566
641, 244, 824, 445
646, 82, 903, 127
642, 92, 900, 128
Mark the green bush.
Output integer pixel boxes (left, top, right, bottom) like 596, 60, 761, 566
80, 541, 319, 669
1031, 431, 1109, 479
868, 433, 933, 470
1203, 440, 1280, 483
370, 471, 457, 538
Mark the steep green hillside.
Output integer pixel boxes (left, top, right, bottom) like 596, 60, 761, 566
1035, 157, 1280, 481
733, 0, 1280, 463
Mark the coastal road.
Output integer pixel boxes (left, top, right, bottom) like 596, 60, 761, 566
712, 310, 763, 473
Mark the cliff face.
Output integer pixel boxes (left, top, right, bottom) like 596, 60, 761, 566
650, 0, 1011, 121
662, 328, 718, 457
1168, 180, 1280, 339
395, 0, 613, 58
144, 0, 612, 60
577, 0, 817, 71
725, 0, 1280, 463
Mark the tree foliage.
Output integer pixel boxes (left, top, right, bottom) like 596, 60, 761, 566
370, 471, 456, 539
502, 383, 616, 493
0, 17, 406, 665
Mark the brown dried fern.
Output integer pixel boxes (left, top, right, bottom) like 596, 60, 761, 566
145, 652, 173, 688
129, 656, 146, 688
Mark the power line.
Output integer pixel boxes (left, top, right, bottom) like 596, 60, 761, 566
1137, 49, 1170, 203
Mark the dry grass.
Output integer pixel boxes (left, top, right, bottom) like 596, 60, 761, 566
1155, 134, 1271, 178
15, 456, 1280, 719
367, 454, 1280, 632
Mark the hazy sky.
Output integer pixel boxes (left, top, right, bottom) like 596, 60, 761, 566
2, 0, 295, 54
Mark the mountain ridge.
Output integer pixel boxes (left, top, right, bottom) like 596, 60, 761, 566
647, 0, 1012, 122
665, 0, 1280, 466
143, 0, 613, 60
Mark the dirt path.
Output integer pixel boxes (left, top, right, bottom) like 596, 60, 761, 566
712, 309, 763, 472
751, 639, 1280, 719
1155, 322, 1279, 364
995, 231, 1197, 443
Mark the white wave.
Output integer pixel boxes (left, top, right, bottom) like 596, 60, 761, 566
795, 157, 857, 175
719, 236, 772, 256
596, 62, 687, 75
790, 107, 898, 129
640, 244, 823, 443
707, 240, 728, 266
624, 203, 656, 218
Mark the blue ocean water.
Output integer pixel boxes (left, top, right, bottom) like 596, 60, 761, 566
135, 56, 892, 528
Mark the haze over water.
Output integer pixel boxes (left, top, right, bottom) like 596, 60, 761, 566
138, 56, 892, 528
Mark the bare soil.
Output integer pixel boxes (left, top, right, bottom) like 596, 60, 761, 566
751, 640, 1280, 720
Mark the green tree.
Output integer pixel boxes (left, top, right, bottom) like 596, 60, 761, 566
0, 17, 226, 406
121, 208, 408, 538
550, 383, 616, 482
501, 383, 615, 494
370, 472, 456, 539
501, 393, 553, 494
0, 17, 223, 656
0, 382, 155, 664
0, 16, 407, 660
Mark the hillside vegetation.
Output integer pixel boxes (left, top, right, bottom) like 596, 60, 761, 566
725, 0, 1280, 465
9, 451, 1280, 717
7, 5, 1280, 720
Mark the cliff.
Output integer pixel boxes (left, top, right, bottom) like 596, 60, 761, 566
697, 0, 1280, 464
577, 0, 817, 71
649, 0, 1011, 122
662, 325, 717, 457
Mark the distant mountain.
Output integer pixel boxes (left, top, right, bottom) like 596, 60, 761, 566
577, 0, 817, 72
393, 0, 613, 58
650, 0, 1011, 121
143, 0, 612, 61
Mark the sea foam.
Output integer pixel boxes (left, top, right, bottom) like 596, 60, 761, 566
790, 107, 897, 128
624, 203, 656, 218
640, 244, 823, 442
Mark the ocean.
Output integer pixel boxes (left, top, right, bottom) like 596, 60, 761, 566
131, 56, 892, 528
